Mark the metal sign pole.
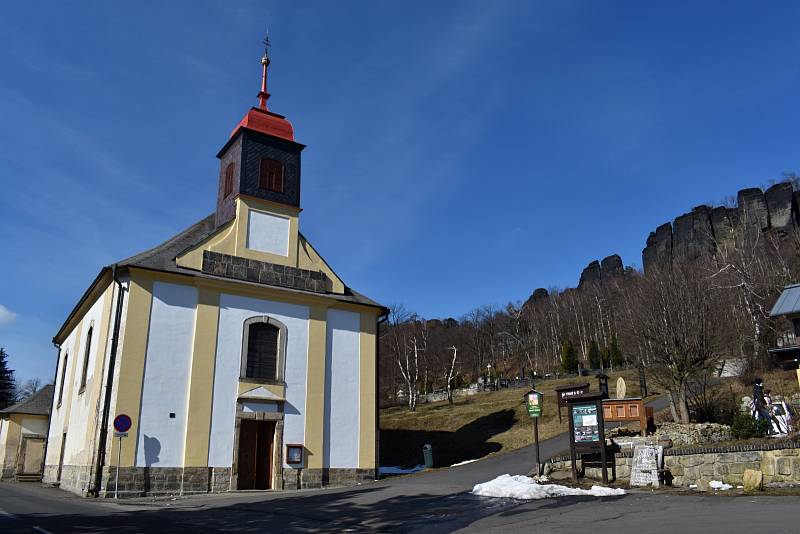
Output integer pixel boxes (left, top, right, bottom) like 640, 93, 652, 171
597, 398, 608, 484
115, 435, 122, 499
567, 404, 578, 483
533, 417, 541, 476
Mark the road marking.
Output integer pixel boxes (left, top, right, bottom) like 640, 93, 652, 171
33, 527, 54, 534
0, 507, 18, 520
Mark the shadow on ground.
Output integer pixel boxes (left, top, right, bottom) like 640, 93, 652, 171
3, 486, 539, 534
380, 409, 517, 468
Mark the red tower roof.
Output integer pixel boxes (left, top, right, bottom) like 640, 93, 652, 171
230, 107, 294, 142
230, 40, 295, 143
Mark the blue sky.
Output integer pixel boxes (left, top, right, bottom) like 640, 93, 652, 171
2, 1, 800, 383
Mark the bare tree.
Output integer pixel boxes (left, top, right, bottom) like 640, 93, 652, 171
15, 377, 43, 402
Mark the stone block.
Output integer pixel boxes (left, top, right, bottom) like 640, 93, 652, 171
735, 452, 761, 463
776, 457, 792, 476
742, 469, 763, 492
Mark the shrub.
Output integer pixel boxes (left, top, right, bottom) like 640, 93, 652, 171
731, 413, 768, 439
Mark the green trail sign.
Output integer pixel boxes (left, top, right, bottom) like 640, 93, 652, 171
526, 390, 543, 418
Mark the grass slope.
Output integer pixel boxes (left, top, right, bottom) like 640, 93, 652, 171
380, 370, 644, 468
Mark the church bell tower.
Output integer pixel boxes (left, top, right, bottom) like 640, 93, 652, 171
214, 36, 306, 228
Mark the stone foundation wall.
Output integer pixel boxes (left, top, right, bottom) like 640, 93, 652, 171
298, 468, 375, 489
42, 464, 94, 496
97, 466, 213, 498
211, 467, 232, 493
41, 464, 375, 498
550, 441, 800, 487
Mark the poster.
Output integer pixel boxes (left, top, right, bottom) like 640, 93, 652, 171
571, 403, 599, 443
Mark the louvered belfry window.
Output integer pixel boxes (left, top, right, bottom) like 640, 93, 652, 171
245, 322, 279, 380
224, 163, 235, 197
259, 158, 284, 193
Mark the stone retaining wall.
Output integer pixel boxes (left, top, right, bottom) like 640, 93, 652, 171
550, 440, 800, 487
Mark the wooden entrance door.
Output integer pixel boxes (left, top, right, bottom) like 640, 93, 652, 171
18, 436, 46, 476
237, 420, 275, 490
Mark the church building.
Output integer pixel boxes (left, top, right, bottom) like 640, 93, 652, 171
43, 45, 387, 497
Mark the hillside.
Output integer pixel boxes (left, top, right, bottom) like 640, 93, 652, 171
380, 370, 645, 468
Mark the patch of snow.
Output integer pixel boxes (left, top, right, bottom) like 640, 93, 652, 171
379, 465, 424, 475
471, 474, 626, 500
709, 480, 732, 490
689, 484, 698, 489
737, 485, 743, 489
450, 459, 479, 467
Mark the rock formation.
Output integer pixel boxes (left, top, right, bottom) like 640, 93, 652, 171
642, 182, 798, 273
578, 254, 626, 288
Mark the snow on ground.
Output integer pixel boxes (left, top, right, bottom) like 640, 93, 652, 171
379, 465, 424, 475
450, 459, 479, 467
709, 480, 732, 490
472, 474, 626, 500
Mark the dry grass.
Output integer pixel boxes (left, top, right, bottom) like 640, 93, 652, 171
380, 369, 647, 468
722, 368, 800, 400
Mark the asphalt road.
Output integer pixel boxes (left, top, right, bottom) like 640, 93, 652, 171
2, 394, 798, 533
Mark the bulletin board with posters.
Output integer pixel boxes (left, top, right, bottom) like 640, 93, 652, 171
565, 392, 609, 483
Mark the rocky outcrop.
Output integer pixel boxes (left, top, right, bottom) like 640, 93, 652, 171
577, 254, 626, 288
738, 187, 770, 232
765, 182, 794, 231
601, 254, 624, 278
578, 260, 601, 288
672, 206, 716, 264
523, 287, 549, 309
643, 223, 673, 272
642, 182, 799, 273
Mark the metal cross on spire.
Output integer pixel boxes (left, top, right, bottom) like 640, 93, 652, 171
258, 30, 271, 110
262, 30, 271, 60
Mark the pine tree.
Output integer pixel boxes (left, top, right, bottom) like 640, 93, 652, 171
588, 341, 602, 369
0, 347, 16, 410
609, 336, 624, 368
560, 340, 578, 374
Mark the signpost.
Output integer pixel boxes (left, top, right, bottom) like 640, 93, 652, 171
112, 414, 132, 499
553, 382, 590, 423
565, 392, 608, 483
525, 389, 543, 475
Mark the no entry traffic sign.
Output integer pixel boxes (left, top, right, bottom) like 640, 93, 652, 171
113, 414, 132, 433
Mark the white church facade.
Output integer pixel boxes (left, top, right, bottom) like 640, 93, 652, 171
43, 47, 386, 497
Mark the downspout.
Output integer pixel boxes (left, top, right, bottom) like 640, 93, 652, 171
43, 341, 62, 482
91, 265, 126, 496
375, 310, 389, 480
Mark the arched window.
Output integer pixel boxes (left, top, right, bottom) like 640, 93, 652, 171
258, 158, 284, 193
224, 163, 235, 197
79, 325, 93, 392
241, 316, 286, 382
57, 352, 68, 408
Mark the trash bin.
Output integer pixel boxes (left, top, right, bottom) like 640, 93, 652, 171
422, 444, 434, 468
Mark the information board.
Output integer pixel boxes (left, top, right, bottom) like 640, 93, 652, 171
526, 391, 542, 418
571, 403, 600, 443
